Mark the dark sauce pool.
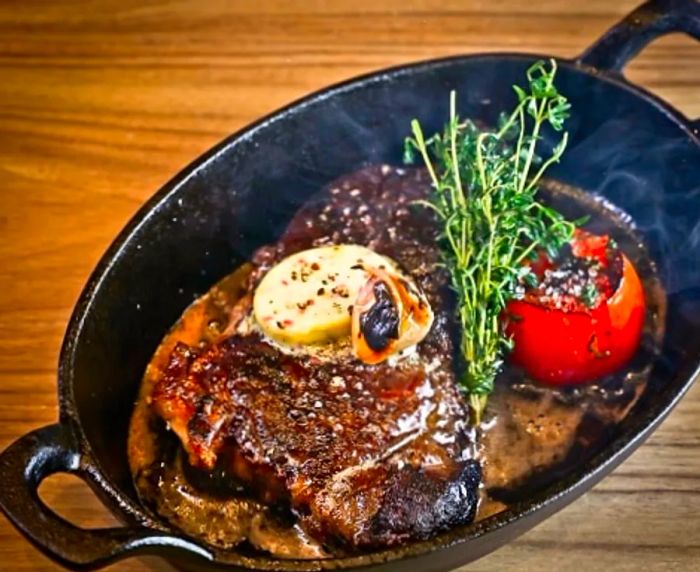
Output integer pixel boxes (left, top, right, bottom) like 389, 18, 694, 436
127, 174, 665, 557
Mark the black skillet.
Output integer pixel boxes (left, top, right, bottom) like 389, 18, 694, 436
1, 0, 699, 570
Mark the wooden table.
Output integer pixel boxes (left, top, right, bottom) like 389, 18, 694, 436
1, 1, 698, 570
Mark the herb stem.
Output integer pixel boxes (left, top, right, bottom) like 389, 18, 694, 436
405, 59, 573, 423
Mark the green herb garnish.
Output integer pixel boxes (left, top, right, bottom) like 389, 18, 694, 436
581, 282, 599, 309
404, 59, 575, 423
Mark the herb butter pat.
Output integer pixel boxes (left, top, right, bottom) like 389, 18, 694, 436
253, 245, 393, 346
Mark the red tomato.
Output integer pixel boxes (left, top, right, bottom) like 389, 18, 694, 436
505, 233, 645, 386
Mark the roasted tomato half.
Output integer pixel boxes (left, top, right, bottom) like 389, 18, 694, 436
505, 229, 645, 386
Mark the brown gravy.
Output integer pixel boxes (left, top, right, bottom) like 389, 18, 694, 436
127, 178, 665, 557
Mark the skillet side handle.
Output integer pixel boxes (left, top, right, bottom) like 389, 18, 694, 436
0, 424, 212, 571
578, 0, 700, 73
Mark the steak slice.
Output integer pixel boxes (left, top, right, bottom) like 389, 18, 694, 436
151, 165, 481, 549
154, 334, 479, 549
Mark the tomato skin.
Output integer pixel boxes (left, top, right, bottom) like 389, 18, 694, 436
505, 255, 645, 386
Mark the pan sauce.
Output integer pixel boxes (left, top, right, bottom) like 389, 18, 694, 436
127, 174, 664, 558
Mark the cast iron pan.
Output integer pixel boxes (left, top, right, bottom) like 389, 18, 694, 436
1, 0, 699, 570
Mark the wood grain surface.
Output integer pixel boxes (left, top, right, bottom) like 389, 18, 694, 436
1, 1, 698, 571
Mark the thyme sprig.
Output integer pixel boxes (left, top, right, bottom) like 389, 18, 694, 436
404, 59, 574, 423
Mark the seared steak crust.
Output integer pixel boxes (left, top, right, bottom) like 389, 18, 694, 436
151, 165, 480, 549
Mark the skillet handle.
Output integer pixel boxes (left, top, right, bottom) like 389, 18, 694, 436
0, 424, 212, 570
578, 0, 700, 73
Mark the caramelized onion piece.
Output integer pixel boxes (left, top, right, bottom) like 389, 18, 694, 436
351, 267, 434, 364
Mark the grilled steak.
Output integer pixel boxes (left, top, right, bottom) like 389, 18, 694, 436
151, 165, 481, 550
